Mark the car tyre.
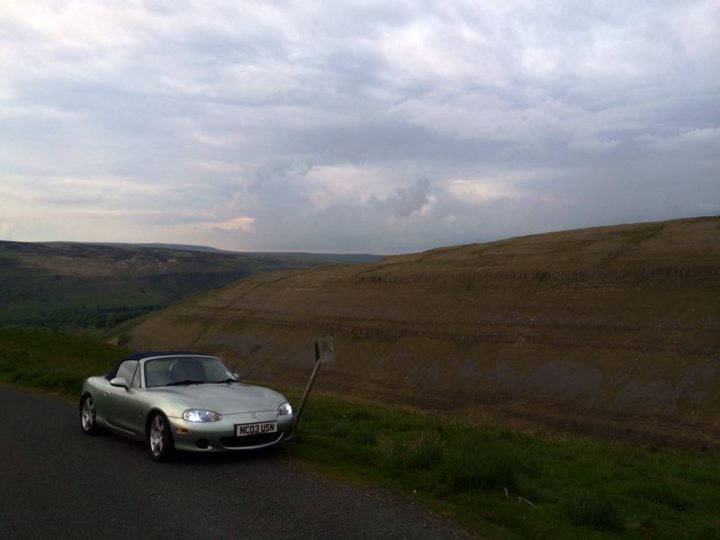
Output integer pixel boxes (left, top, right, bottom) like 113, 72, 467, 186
148, 412, 174, 462
80, 394, 100, 435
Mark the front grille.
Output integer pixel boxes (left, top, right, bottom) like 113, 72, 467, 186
220, 432, 283, 448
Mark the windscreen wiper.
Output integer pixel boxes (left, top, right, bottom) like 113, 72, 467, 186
167, 379, 204, 386
211, 378, 238, 384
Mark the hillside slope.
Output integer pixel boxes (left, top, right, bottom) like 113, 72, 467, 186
126, 217, 720, 446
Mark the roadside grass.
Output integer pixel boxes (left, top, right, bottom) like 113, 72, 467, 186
2, 327, 718, 539
0, 326, 122, 395
285, 394, 720, 540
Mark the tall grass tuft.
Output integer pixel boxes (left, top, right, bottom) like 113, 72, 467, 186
441, 447, 520, 493
379, 430, 445, 471
630, 481, 693, 511
405, 431, 445, 471
565, 490, 624, 532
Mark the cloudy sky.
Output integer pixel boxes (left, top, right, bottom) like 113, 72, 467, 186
1, 0, 718, 253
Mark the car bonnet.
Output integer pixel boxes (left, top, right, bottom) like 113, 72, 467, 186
157, 383, 285, 415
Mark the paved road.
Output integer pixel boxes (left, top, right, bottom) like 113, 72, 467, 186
0, 386, 471, 540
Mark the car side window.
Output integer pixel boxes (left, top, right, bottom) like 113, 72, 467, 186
116, 360, 138, 385
131, 363, 142, 388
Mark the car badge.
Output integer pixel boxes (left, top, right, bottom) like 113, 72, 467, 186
251, 412, 257, 418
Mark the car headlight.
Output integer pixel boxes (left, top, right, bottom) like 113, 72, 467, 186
277, 402, 292, 416
183, 409, 222, 422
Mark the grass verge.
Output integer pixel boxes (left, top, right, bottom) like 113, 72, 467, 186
283, 394, 720, 540
0, 326, 123, 395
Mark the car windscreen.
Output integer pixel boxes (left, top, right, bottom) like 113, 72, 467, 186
144, 356, 235, 387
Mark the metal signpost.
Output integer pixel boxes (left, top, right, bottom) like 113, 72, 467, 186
289, 336, 335, 438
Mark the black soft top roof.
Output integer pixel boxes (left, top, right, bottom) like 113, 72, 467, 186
105, 351, 216, 379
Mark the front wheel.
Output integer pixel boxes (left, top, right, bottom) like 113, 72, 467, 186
80, 395, 100, 435
148, 412, 174, 462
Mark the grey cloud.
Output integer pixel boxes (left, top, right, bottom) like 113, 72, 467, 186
373, 179, 432, 218
0, 0, 717, 252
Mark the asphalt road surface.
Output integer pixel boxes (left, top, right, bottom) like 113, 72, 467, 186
0, 386, 472, 540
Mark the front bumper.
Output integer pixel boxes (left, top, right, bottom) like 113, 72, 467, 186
167, 411, 294, 452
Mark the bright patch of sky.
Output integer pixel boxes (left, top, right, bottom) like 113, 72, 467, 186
1, 0, 718, 253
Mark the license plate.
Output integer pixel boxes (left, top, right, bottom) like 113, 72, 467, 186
235, 421, 277, 437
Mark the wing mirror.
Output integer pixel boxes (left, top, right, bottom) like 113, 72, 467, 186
110, 377, 129, 390
233, 372, 240, 381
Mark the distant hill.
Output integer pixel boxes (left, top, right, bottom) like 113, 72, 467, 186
126, 216, 720, 447
0, 241, 378, 331
84, 242, 230, 253
86, 242, 379, 262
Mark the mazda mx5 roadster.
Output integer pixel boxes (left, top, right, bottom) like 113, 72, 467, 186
79, 352, 293, 461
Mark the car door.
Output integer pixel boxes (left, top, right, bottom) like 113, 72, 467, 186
122, 363, 152, 437
105, 360, 146, 437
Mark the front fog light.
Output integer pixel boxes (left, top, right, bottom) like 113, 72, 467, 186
277, 402, 292, 416
183, 409, 222, 422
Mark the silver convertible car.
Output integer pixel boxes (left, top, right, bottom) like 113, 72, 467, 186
79, 352, 294, 461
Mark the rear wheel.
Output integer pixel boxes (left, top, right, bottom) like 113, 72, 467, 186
148, 412, 174, 462
80, 395, 99, 434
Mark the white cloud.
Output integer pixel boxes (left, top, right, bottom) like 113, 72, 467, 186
212, 216, 255, 232
446, 179, 523, 202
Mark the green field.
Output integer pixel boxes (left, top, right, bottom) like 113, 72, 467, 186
1, 327, 718, 539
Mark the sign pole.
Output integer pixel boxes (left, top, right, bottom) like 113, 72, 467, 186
289, 336, 334, 439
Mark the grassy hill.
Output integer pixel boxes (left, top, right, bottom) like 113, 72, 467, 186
0, 240, 377, 331
125, 216, 720, 446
